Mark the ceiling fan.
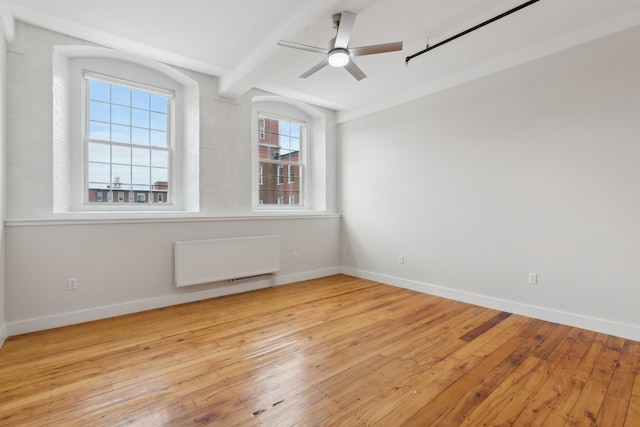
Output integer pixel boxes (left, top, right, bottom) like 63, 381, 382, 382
277, 12, 403, 81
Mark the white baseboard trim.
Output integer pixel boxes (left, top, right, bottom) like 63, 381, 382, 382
340, 267, 640, 342
277, 267, 342, 286
6, 268, 340, 336
0, 323, 7, 348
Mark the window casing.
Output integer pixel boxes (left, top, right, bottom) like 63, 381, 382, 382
85, 73, 172, 206
256, 114, 304, 207
251, 95, 330, 213
53, 46, 201, 215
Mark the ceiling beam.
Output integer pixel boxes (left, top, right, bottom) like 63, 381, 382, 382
217, 0, 345, 100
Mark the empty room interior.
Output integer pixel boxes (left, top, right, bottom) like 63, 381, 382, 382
1, 0, 640, 425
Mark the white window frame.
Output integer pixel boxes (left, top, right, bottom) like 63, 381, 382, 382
84, 72, 173, 207
52, 46, 201, 215
254, 112, 305, 209
251, 96, 329, 213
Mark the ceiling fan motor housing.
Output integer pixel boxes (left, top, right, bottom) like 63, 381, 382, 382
277, 11, 403, 81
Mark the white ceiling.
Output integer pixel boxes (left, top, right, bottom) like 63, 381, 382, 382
2, 0, 640, 122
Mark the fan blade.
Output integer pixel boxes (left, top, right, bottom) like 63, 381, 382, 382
350, 41, 403, 57
344, 60, 367, 81
278, 40, 328, 55
299, 58, 329, 79
334, 11, 356, 49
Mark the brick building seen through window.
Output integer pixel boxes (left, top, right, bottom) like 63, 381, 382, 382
88, 177, 169, 204
258, 116, 302, 205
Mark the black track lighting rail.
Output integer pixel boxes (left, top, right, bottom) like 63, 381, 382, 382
405, 0, 541, 65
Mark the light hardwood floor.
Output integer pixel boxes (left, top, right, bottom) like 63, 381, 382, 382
1, 275, 639, 426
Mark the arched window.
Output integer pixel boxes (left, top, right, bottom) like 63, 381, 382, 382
252, 96, 327, 212
52, 46, 199, 213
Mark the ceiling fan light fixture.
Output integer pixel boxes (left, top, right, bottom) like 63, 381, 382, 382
328, 49, 350, 67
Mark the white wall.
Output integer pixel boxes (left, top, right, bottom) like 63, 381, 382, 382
4, 23, 340, 335
339, 26, 640, 340
0, 31, 7, 345
6, 217, 340, 334
7, 23, 338, 219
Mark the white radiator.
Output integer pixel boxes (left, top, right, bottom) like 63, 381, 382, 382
174, 235, 280, 287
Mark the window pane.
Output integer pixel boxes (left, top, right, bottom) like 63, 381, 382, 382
88, 142, 110, 162
112, 85, 131, 106
86, 78, 173, 205
112, 168, 131, 188
151, 150, 168, 168
132, 108, 150, 128
111, 105, 131, 126
257, 116, 304, 206
150, 130, 167, 147
132, 128, 150, 146
88, 162, 110, 184
150, 112, 167, 131
89, 80, 110, 102
265, 145, 280, 160
111, 124, 130, 143
151, 167, 168, 183
280, 148, 296, 162
89, 121, 110, 140
132, 147, 150, 166
280, 135, 290, 150
132, 166, 150, 185
132, 90, 150, 109
150, 94, 167, 113
112, 145, 131, 165
290, 137, 300, 152
89, 101, 110, 122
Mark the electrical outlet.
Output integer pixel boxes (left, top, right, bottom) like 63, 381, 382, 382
528, 273, 537, 285
399, 255, 405, 264
68, 278, 78, 290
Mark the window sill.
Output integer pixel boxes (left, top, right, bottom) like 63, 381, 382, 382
5, 212, 341, 227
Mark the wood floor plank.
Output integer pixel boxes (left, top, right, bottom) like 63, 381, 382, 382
565, 334, 624, 426
625, 343, 640, 427
596, 339, 640, 427
1, 275, 639, 426
401, 320, 556, 426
